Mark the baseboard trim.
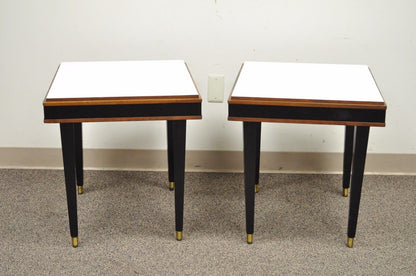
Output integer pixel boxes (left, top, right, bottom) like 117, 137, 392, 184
0, 147, 415, 175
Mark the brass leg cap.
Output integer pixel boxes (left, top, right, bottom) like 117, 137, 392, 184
78, 185, 83, 194
347, 237, 354, 248
255, 185, 259, 193
72, 237, 78, 248
176, 231, 182, 241
247, 234, 253, 244
169, 182, 175, 191
343, 188, 349, 197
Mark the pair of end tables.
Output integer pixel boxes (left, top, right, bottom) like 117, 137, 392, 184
43, 60, 386, 248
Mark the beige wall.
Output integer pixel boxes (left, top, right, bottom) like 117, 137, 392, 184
1, 0, 415, 154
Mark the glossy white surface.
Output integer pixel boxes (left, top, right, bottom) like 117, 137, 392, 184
232, 62, 384, 102
46, 60, 198, 99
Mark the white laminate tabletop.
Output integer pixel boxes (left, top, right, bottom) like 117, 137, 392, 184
46, 60, 199, 99
231, 61, 384, 103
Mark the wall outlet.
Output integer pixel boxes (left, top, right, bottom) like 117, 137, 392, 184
208, 74, 224, 103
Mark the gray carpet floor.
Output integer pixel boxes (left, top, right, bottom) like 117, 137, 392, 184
0, 169, 415, 275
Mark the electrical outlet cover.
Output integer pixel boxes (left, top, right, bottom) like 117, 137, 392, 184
208, 74, 224, 103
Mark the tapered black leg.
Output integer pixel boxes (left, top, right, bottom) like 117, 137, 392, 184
60, 123, 79, 247
347, 126, 370, 248
255, 123, 262, 193
244, 121, 261, 244
342, 126, 355, 197
74, 123, 84, 194
171, 120, 186, 240
167, 121, 175, 191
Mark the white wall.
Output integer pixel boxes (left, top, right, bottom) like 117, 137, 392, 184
1, 0, 415, 154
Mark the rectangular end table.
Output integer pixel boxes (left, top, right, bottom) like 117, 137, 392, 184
44, 60, 201, 247
228, 61, 386, 247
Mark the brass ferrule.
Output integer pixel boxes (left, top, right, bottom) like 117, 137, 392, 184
169, 182, 175, 191
247, 234, 253, 244
347, 237, 354, 248
343, 188, 349, 197
72, 237, 78, 248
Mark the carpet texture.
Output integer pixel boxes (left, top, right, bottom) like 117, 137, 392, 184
0, 169, 415, 275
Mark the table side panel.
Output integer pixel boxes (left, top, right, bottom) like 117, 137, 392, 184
44, 102, 201, 123
228, 103, 386, 126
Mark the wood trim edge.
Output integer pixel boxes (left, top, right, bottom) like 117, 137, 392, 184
229, 97, 386, 110
44, 95, 202, 107
228, 117, 386, 127
44, 115, 202, 123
